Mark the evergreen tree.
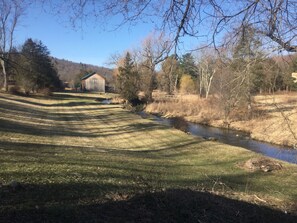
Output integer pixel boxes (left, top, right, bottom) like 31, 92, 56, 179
180, 53, 197, 79
17, 38, 61, 94
116, 52, 139, 102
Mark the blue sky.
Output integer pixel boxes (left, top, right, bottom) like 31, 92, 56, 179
14, 4, 156, 68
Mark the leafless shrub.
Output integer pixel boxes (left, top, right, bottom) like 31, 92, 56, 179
8, 86, 21, 95
39, 88, 52, 96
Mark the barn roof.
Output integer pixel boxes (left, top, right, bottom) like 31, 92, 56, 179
81, 72, 105, 80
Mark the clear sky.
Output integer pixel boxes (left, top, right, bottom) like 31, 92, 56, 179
14, 4, 156, 68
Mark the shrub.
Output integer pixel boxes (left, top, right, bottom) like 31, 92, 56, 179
39, 88, 52, 96
179, 75, 196, 94
8, 86, 22, 95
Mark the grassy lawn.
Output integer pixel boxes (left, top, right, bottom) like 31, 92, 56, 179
0, 92, 297, 222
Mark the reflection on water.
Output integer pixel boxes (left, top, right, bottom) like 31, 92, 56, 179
101, 99, 111, 104
139, 112, 297, 164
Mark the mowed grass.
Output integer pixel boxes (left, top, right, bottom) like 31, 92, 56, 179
0, 92, 297, 222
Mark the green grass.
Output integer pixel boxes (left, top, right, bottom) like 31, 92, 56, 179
0, 92, 297, 222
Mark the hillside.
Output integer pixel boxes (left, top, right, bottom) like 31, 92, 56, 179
51, 58, 114, 86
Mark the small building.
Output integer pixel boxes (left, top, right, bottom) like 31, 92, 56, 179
81, 72, 105, 92
292, 72, 297, 83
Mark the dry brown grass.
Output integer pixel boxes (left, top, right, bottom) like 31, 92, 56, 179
147, 93, 223, 124
247, 93, 297, 147
146, 91, 297, 147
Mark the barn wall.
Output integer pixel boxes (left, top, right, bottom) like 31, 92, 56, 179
292, 73, 297, 83
84, 74, 105, 92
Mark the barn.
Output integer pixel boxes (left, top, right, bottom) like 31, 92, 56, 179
81, 72, 105, 92
292, 72, 297, 83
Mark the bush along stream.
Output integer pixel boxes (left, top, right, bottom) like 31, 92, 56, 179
138, 112, 297, 164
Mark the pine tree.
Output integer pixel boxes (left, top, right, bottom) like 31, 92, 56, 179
116, 52, 139, 102
17, 38, 61, 94
180, 53, 197, 79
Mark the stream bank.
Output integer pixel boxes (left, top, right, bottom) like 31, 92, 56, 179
145, 93, 297, 148
99, 96, 297, 164
139, 111, 297, 164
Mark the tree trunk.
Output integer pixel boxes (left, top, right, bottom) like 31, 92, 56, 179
199, 75, 203, 98
168, 64, 174, 94
205, 74, 214, 99
146, 69, 155, 102
174, 73, 179, 93
0, 59, 8, 92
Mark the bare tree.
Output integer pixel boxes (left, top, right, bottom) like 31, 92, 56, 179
160, 55, 180, 94
0, 0, 28, 91
49, 0, 296, 53
210, 0, 297, 52
138, 33, 170, 101
212, 26, 266, 121
197, 49, 218, 98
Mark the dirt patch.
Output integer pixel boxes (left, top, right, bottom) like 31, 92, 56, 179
242, 157, 283, 172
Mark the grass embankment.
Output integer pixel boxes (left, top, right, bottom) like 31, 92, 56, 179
0, 92, 297, 222
146, 92, 297, 147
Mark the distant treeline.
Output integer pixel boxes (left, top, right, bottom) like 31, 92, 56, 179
1, 38, 63, 95
0, 38, 114, 95
52, 58, 114, 89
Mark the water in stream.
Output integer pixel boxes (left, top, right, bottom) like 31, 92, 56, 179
139, 112, 297, 164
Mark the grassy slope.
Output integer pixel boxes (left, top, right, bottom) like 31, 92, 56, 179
0, 92, 297, 222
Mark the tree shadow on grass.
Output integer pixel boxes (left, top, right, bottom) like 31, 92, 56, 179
1, 188, 296, 223
0, 118, 98, 138
0, 93, 105, 108
4, 97, 100, 107
0, 115, 174, 139
51, 92, 107, 101
1, 139, 297, 222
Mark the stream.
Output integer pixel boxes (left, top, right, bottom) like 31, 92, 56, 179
99, 99, 297, 164
138, 112, 297, 164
